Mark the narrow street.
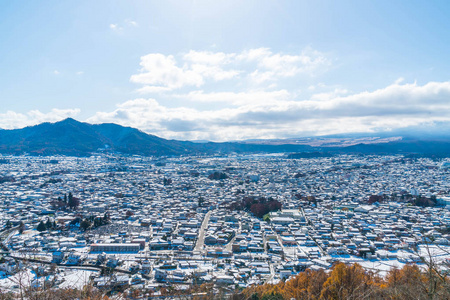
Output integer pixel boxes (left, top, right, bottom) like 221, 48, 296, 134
300, 207, 326, 256
224, 221, 241, 252
194, 211, 212, 252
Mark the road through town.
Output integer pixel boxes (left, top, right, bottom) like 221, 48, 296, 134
194, 211, 212, 252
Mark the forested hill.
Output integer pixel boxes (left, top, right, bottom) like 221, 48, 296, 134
0, 118, 197, 156
0, 118, 449, 157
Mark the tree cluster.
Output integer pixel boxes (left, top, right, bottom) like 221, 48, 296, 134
368, 194, 384, 204
235, 262, 450, 300
51, 192, 80, 210
0, 176, 15, 184
36, 219, 57, 232
0, 281, 110, 300
39, 178, 63, 188
293, 172, 306, 178
125, 210, 134, 219
208, 171, 228, 180
392, 193, 438, 207
229, 196, 282, 218
71, 214, 110, 231
295, 194, 318, 206
413, 195, 438, 207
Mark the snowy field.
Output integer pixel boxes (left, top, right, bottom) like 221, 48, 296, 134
0, 267, 99, 292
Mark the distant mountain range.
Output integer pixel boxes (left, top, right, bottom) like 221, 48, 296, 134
0, 118, 449, 157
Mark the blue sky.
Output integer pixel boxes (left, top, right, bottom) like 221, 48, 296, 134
0, 0, 449, 140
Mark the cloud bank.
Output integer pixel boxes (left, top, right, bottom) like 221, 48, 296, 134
0, 109, 80, 130
3, 48, 450, 142
87, 80, 450, 141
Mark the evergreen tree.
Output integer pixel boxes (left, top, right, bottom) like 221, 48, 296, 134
37, 221, 46, 232
18, 221, 25, 234
80, 219, 91, 231
103, 212, 109, 224
45, 218, 52, 230
68, 192, 79, 209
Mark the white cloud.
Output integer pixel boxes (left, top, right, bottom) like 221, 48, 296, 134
190, 63, 240, 81
0, 109, 80, 130
89, 81, 450, 141
110, 19, 138, 33
129, 51, 240, 92
13, 46, 445, 142
394, 77, 405, 85
6, 80, 443, 141
125, 20, 138, 27
109, 23, 122, 32
130, 54, 204, 90
183, 50, 235, 65
310, 88, 349, 101
53, 70, 60, 75
177, 90, 291, 106
136, 86, 172, 94
130, 48, 329, 94
238, 47, 330, 83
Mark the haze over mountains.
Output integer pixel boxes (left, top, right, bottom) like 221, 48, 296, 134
0, 118, 449, 157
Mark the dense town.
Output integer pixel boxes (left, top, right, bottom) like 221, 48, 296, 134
0, 153, 449, 298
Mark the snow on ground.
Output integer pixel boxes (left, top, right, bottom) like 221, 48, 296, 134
59, 269, 98, 289
0, 268, 35, 291
358, 260, 406, 277
329, 254, 365, 263
417, 244, 450, 264
297, 245, 322, 256
0, 268, 99, 291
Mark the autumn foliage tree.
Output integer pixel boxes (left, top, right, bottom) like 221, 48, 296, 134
320, 263, 377, 299
229, 196, 282, 218
237, 262, 450, 300
282, 268, 328, 299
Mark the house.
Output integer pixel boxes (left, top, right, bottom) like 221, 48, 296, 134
216, 275, 235, 285
90, 243, 140, 253
52, 251, 65, 264
66, 253, 82, 265
149, 238, 170, 250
